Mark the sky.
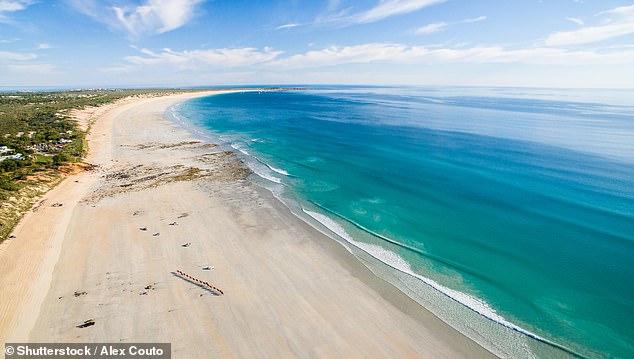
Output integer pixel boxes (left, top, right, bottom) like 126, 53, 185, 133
1, 0, 634, 88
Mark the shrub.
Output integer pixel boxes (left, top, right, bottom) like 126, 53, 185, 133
0, 176, 18, 191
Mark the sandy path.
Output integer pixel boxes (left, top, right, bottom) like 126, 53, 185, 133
0, 91, 494, 358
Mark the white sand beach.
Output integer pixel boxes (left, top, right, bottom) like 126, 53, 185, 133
0, 91, 494, 358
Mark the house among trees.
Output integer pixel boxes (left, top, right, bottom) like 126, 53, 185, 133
0, 146, 22, 161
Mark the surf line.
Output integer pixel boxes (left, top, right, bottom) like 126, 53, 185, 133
252, 154, 293, 177
304, 200, 586, 359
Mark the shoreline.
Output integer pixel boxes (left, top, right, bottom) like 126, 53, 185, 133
0, 90, 494, 358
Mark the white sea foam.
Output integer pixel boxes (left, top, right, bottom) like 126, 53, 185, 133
165, 105, 214, 142
265, 163, 289, 176
230, 143, 250, 156
251, 155, 290, 176
302, 209, 545, 342
252, 168, 282, 184
228, 142, 286, 183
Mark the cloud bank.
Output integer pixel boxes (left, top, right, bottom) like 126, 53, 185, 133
112, 41, 634, 75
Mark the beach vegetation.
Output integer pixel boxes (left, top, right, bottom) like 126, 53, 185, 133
0, 89, 196, 241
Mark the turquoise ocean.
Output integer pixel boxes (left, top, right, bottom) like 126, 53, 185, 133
171, 87, 634, 358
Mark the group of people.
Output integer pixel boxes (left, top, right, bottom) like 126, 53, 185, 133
176, 269, 224, 295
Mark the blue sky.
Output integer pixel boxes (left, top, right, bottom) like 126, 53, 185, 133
1, 0, 634, 88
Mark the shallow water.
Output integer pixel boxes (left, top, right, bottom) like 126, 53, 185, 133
175, 87, 634, 358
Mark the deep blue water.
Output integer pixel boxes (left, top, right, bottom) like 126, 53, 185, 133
174, 87, 634, 358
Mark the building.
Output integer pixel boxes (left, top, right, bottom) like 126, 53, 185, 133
0, 153, 22, 161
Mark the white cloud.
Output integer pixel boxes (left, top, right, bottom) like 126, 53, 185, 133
416, 15, 485, 35
546, 5, 634, 46
122, 46, 283, 69
64, 0, 98, 18
111, 41, 634, 75
0, 0, 33, 22
0, 0, 29, 12
0, 49, 54, 75
600, 4, 634, 16
416, 22, 447, 34
355, 0, 445, 24
268, 42, 634, 69
7, 63, 55, 74
276, 23, 301, 30
546, 23, 634, 46
67, 0, 204, 37
566, 17, 584, 26
36, 43, 53, 50
270, 43, 418, 69
114, 0, 203, 35
317, 0, 444, 26
0, 50, 36, 61
463, 16, 486, 24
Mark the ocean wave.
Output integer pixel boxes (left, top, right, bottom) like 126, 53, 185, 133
165, 105, 215, 142
227, 142, 287, 184
251, 167, 282, 184
301, 208, 548, 342
167, 105, 188, 127
256, 158, 290, 176
266, 164, 290, 176
302, 207, 585, 357
230, 143, 250, 156
245, 152, 291, 176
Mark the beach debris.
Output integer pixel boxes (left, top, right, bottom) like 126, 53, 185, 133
32, 199, 47, 212
51, 202, 63, 207
181, 242, 191, 247
139, 227, 147, 231
140, 283, 157, 296
132, 210, 142, 216
74, 291, 87, 297
77, 319, 95, 328
202, 266, 214, 270
177, 213, 189, 219
153, 232, 160, 237
169, 221, 178, 226
9, 235, 16, 239
175, 270, 224, 295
